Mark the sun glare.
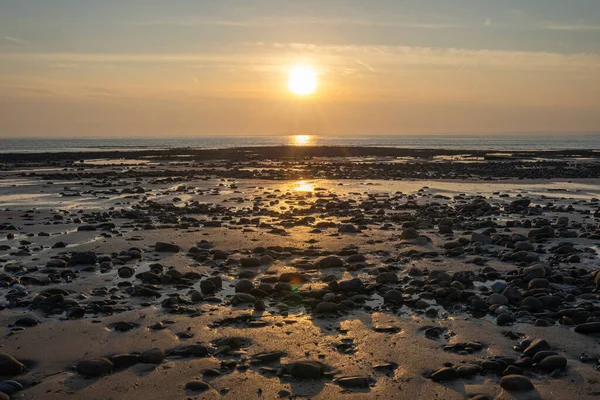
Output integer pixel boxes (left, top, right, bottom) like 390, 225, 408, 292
293, 135, 312, 146
288, 65, 317, 95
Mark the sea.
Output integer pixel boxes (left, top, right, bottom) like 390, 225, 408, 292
1, 134, 599, 153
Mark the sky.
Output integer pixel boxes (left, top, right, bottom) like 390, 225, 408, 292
1, 0, 599, 137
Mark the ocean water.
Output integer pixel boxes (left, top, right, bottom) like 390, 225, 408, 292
1, 134, 599, 153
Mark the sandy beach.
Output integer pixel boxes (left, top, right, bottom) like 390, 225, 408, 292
0, 148, 599, 399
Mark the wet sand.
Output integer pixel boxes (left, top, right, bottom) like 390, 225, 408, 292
1, 149, 600, 399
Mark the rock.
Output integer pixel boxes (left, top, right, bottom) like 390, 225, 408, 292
574, 322, 600, 334
0, 354, 24, 376
154, 242, 180, 252
231, 293, 256, 305
139, 348, 165, 364
240, 257, 260, 267
523, 339, 550, 357
528, 278, 549, 290
76, 358, 114, 377
383, 289, 404, 304
185, 381, 210, 392
471, 232, 492, 244
431, 367, 458, 382
46, 259, 67, 268
200, 280, 216, 294
251, 351, 284, 364
235, 279, 254, 293
316, 302, 338, 313
289, 361, 325, 379
521, 297, 544, 312
338, 278, 364, 292
500, 375, 534, 392
401, 228, 419, 240
536, 355, 567, 371
109, 354, 140, 369
70, 251, 97, 265
375, 272, 398, 284
496, 313, 514, 326
338, 224, 358, 234
118, 266, 135, 278
487, 294, 509, 306
335, 376, 372, 388
15, 317, 38, 327
190, 290, 203, 303
0, 380, 23, 396
317, 256, 343, 269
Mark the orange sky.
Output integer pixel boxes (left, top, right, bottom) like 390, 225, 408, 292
1, 1, 599, 137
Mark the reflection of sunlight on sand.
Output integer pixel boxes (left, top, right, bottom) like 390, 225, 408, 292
294, 180, 314, 192
292, 135, 312, 146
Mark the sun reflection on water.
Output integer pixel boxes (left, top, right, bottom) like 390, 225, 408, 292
294, 180, 314, 192
292, 135, 312, 146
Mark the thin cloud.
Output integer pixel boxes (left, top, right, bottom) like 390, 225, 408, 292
125, 16, 463, 29
543, 23, 600, 31
3, 36, 28, 45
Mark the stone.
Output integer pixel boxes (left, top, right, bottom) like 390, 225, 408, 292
536, 355, 567, 371
431, 367, 458, 382
487, 293, 509, 306
523, 339, 550, 357
317, 256, 343, 269
383, 289, 404, 304
335, 376, 372, 388
500, 375, 534, 392
185, 381, 210, 392
235, 279, 254, 293
70, 251, 97, 265
574, 322, 600, 334
154, 242, 180, 252
0, 354, 24, 376
376, 272, 398, 284
76, 358, 114, 377
289, 361, 325, 379
139, 348, 165, 364
316, 302, 338, 313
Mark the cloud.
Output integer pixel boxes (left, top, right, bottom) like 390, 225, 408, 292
245, 42, 600, 72
2, 44, 599, 77
125, 16, 463, 29
3, 36, 27, 45
543, 23, 600, 32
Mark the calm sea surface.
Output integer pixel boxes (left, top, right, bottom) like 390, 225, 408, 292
1, 134, 599, 153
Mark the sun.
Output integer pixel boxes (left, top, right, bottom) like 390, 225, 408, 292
288, 65, 317, 95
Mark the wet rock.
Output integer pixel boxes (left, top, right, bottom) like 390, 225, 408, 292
118, 266, 135, 278
316, 302, 338, 313
139, 348, 165, 364
574, 322, 600, 334
523, 339, 550, 357
383, 289, 404, 304
500, 375, 534, 392
0, 380, 23, 396
70, 251, 97, 265
185, 381, 210, 392
335, 376, 372, 388
154, 242, 180, 252
235, 279, 254, 293
14, 317, 38, 327
536, 355, 567, 372
317, 256, 343, 269
431, 367, 458, 382
289, 361, 325, 379
76, 358, 114, 377
401, 228, 419, 240
0, 354, 24, 376
240, 257, 260, 267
